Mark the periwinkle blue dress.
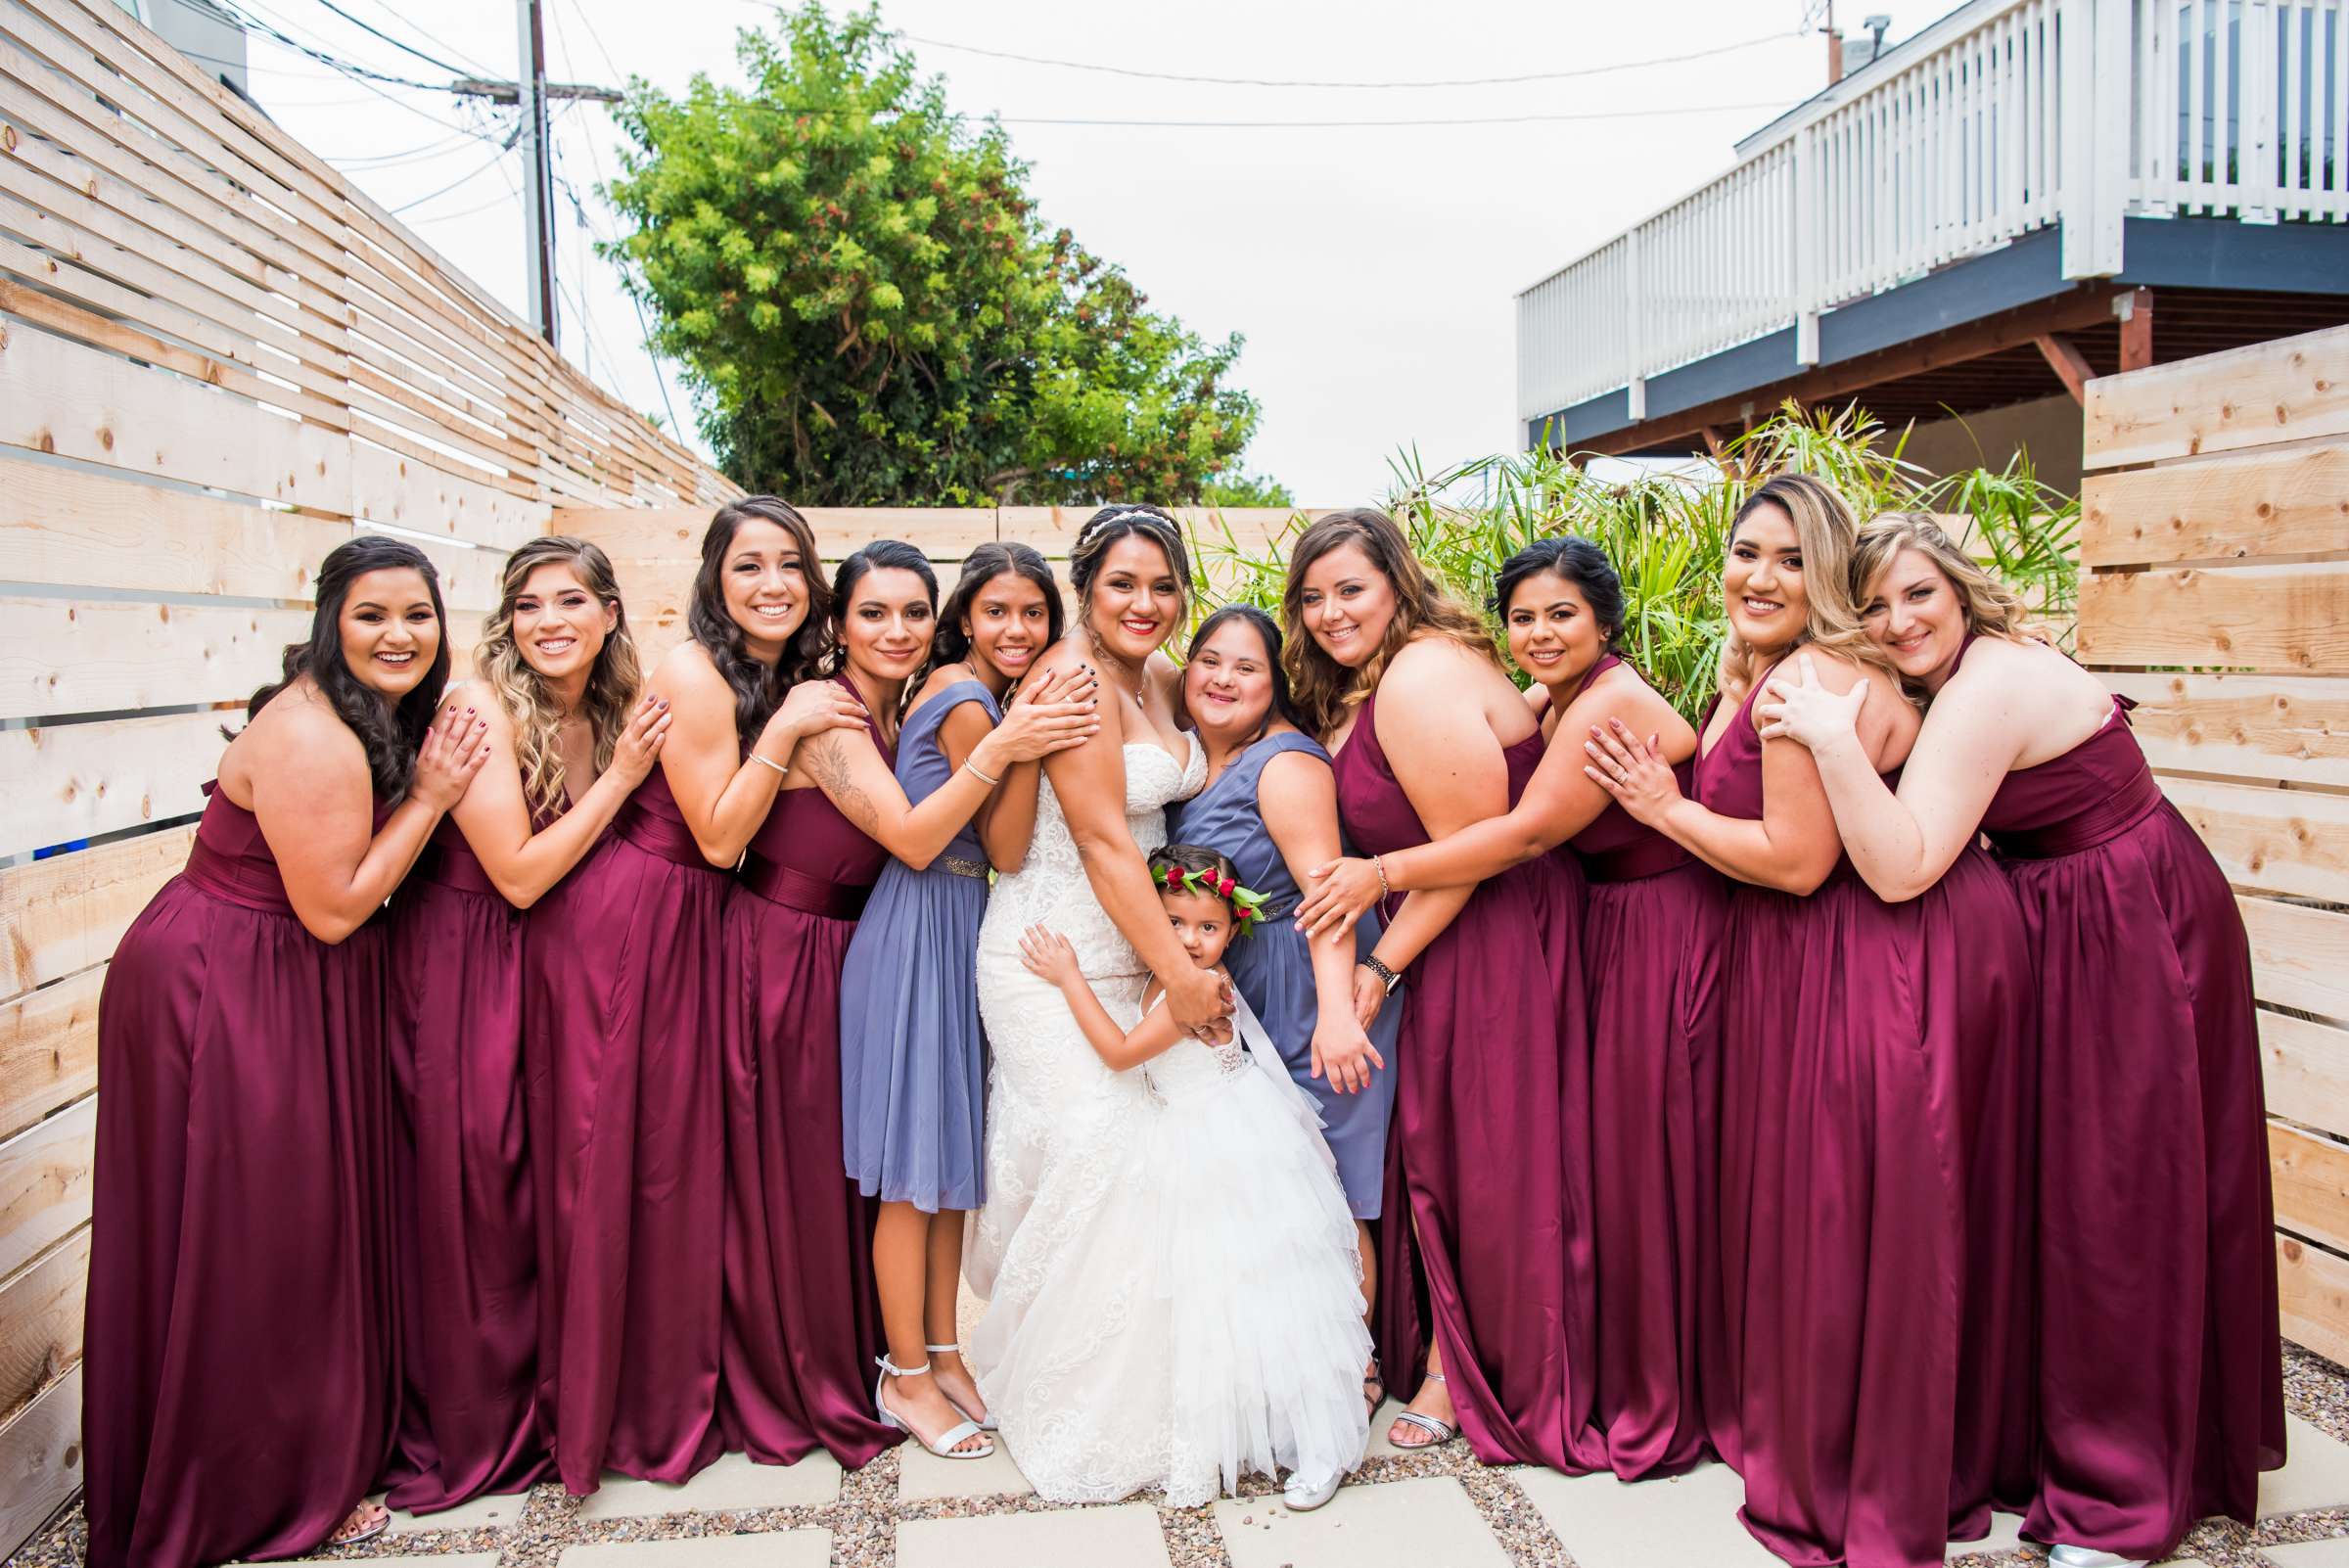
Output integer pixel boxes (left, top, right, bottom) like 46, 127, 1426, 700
839, 680, 1001, 1213
1171, 729, 1400, 1218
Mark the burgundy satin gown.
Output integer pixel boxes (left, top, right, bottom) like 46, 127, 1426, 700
382, 804, 561, 1510
717, 676, 896, 1469
1566, 655, 1730, 1481
1333, 687, 1605, 1473
85, 784, 398, 1568
1697, 674, 2034, 1568
1965, 644, 2284, 1560
525, 767, 729, 1491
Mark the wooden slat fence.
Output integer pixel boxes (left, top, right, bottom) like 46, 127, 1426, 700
0, 0, 733, 1546
2077, 321, 2349, 1363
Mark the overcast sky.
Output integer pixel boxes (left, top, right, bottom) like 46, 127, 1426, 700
224, 0, 1926, 502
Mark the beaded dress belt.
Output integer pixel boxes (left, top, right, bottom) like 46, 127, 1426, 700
939, 856, 989, 880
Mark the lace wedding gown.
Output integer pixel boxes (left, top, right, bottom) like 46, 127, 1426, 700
968, 737, 1370, 1503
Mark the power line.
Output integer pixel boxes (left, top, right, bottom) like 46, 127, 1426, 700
392, 142, 515, 212
892, 27, 1799, 90
990, 101, 1792, 129
305, 0, 476, 78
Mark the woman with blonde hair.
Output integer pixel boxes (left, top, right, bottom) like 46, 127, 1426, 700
1755, 510, 2281, 1568
382, 535, 669, 1512
1590, 477, 2034, 1565
1291, 507, 1605, 1473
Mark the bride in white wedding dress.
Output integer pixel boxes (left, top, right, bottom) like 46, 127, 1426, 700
961, 509, 1258, 1499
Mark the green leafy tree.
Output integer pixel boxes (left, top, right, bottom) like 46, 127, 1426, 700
604, 5, 1276, 505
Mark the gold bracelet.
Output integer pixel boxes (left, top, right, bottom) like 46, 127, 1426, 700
1372, 854, 1390, 899
749, 751, 788, 777
963, 757, 1002, 787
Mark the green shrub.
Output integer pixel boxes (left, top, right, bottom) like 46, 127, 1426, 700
1190, 402, 2080, 721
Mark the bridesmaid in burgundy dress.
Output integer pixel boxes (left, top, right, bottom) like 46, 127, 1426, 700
529, 497, 868, 1492
1590, 476, 2035, 1568
1296, 535, 1727, 1481
1755, 512, 2282, 1568
85, 537, 488, 1567
721, 539, 1094, 1466
383, 536, 671, 1512
1284, 509, 1605, 1473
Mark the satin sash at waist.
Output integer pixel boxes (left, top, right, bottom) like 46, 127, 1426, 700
1987, 765, 2165, 860
738, 852, 873, 918
612, 799, 724, 873
411, 842, 505, 900
1579, 835, 1695, 884
180, 835, 298, 917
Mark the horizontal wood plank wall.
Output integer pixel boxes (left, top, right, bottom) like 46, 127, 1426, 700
0, 0, 734, 1547
2080, 321, 2349, 1363
557, 506, 1328, 661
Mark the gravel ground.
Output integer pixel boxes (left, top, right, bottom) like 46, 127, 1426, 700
14, 1345, 2346, 1568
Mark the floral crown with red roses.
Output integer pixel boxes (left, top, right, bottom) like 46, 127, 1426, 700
1149, 846, 1269, 937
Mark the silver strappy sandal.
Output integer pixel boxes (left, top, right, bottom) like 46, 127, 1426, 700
927, 1341, 999, 1432
1388, 1369, 1459, 1450
874, 1354, 993, 1459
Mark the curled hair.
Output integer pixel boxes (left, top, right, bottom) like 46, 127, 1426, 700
1148, 843, 1243, 912
1068, 505, 1189, 630
1493, 535, 1626, 649
687, 495, 828, 739
824, 540, 940, 701
1279, 507, 1497, 742
933, 542, 1065, 677
236, 534, 451, 802
1184, 604, 1308, 740
474, 535, 642, 822
1851, 512, 2039, 653
1720, 474, 1904, 700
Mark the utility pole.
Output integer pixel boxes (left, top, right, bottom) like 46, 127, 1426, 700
516, 0, 554, 346
448, 31, 621, 352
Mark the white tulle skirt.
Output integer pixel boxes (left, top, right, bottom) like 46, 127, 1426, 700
971, 1002, 1371, 1507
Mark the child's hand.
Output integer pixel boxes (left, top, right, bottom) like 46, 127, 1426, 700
1019, 924, 1082, 988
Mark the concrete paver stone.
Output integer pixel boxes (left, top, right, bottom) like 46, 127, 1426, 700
576, 1451, 843, 1521
556, 1530, 831, 1567
1513, 1459, 1783, 1568
1215, 1475, 1508, 1568
896, 1501, 1172, 1568
2261, 1545, 2349, 1567
2263, 1414, 2349, 1518
898, 1438, 1036, 1501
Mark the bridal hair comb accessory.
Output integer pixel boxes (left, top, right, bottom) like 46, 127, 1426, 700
1160, 862, 1270, 936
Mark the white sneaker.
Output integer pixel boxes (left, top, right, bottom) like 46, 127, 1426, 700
1281, 1470, 1343, 1511
2048, 1546, 2148, 1568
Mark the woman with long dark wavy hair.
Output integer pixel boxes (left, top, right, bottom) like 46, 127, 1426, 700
1283, 508, 1606, 1473
526, 497, 868, 1493
85, 536, 489, 1568
382, 535, 669, 1513
1296, 535, 1728, 1481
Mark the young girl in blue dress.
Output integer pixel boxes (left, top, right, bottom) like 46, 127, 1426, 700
838, 542, 1078, 1457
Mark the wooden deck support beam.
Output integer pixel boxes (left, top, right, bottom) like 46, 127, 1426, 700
2119, 287, 2155, 372
2035, 333, 2098, 403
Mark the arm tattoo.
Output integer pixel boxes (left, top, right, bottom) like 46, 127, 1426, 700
805, 732, 879, 834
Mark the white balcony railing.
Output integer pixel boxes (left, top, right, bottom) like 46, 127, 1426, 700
1517, 0, 2349, 426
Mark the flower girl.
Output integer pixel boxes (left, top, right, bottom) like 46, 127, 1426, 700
1012, 844, 1371, 1510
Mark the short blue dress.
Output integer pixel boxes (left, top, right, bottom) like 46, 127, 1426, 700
1171, 729, 1400, 1218
839, 679, 999, 1213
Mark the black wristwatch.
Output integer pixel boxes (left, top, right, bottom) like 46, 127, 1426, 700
1359, 954, 1403, 995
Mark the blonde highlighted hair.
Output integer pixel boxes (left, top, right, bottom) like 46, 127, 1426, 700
1721, 474, 1903, 699
1279, 507, 1499, 743
474, 535, 642, 822
1851, 511, 2039, 651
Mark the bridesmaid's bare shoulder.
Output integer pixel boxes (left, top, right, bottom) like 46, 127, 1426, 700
648, 638, 729, 705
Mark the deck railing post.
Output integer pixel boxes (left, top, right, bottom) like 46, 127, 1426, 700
1795, 123, 1821, 365
2060, 0, 2131, 275
2242, 0, 2281, 221
1626, 228, 1647, 421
